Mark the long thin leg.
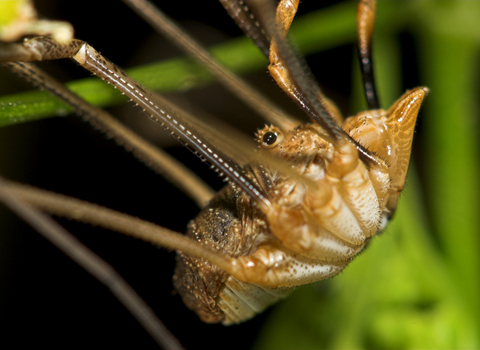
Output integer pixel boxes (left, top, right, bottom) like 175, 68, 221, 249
256, 0, 387, 169
218, 0, 271, 57
357, 0, 380, 109
8, 182, 235, 272
253, 0, 345, 143
123, 0, 298, 132
9, 181, 343, 289
0, 178, 183, 350
4, 60, 306, 205
0, 36, 270, 207
1, 34, 314, 203
6, 62, 214, 207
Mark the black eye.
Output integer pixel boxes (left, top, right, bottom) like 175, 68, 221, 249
263, 132, 277, 146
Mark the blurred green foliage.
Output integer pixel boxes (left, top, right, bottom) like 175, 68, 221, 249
0, 1, 479, 349
256, 2, 480, 349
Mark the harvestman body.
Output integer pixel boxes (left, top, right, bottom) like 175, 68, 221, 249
0, 0, 427, 336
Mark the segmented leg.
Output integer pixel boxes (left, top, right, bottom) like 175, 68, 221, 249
0, 179, 183, 350
357, 0, 380, 109
8, 181, 341, 289
263, 0, 346, 135
123, 0, 298, 132
5, 62, 214, 207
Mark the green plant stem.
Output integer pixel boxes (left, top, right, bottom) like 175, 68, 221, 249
0, 2, 358, 126
419, 28, 480, 328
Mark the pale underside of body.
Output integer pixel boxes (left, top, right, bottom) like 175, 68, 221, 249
175, 86, 427, 325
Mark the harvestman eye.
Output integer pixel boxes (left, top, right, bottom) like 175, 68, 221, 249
263, 131, 277, 146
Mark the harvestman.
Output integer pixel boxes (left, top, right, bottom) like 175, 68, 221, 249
0, 0, 427, 348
